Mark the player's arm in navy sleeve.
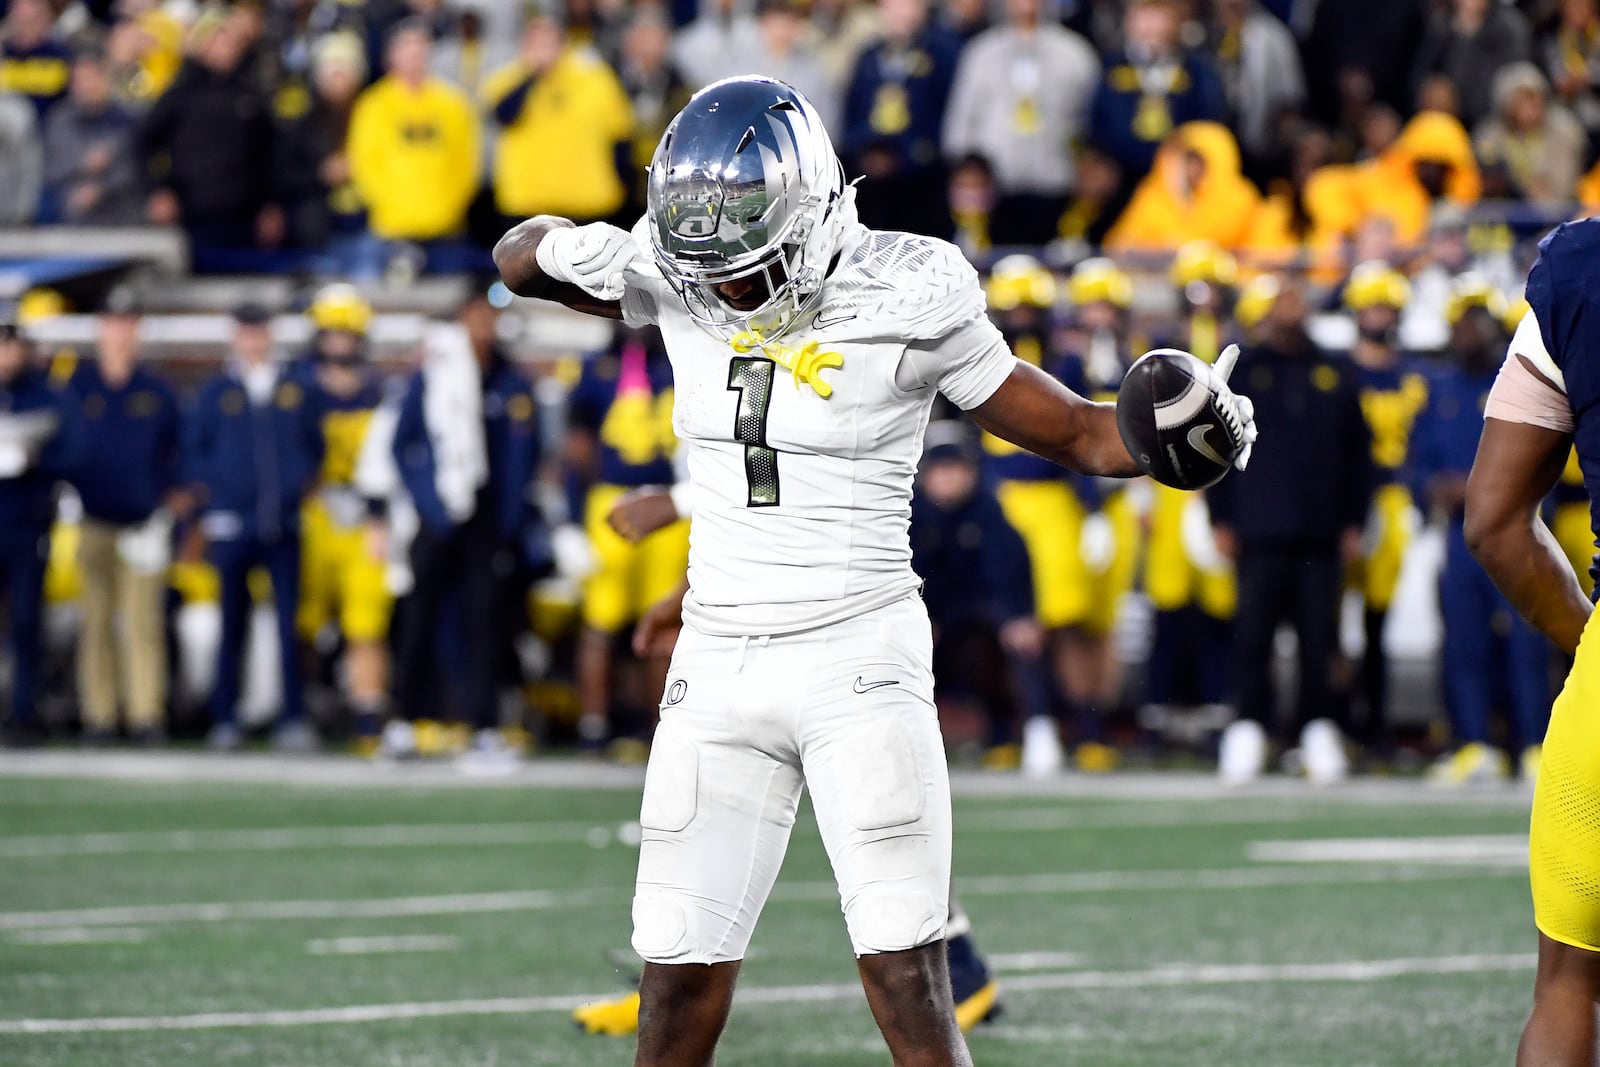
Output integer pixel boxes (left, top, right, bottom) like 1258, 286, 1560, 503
390, 373, 454, 534
1466, 249, 1593, 654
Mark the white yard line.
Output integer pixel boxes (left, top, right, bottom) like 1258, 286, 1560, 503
0, 863, 1522, 932
0, 953, 1535, 1035
0, 750, 1536, 805
961, 802, 1522, 833
304, 935, 459, 956
4, 926, 147, 946
0, 822, 604, 858
1247, 835, 1528, 867
0, 802, 1531, 860
0, 890, 586, 931
987, 951, 1083, 971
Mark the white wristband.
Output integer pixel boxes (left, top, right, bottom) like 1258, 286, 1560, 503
533, 225, 571, 283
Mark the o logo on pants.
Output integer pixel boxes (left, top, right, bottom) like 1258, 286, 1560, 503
665, 679, 687, 706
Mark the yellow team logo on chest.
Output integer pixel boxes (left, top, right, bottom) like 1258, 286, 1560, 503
730, 329, 843, 399
601, 389, 676, 466
1360, 375, 1428, 470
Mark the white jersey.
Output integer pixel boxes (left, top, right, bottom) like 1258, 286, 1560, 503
620, 220, 1018, 637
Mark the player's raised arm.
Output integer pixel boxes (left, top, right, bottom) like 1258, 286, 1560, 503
492, 215, 637, 320
972, 344, 1257, 487
971, 361, 1140, 477
1465, 349, 1592, 654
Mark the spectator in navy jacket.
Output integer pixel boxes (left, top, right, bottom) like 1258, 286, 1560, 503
911, 422, 1051, 761
1206, 278, 1372, 781
1090, 0, 1226, 185
0, 0, 72, 121
843, 0, 963, 236
67, 288, 181, 744
384, 288, 543, 765
0, 321, 83, 746
185, 303, 322, 751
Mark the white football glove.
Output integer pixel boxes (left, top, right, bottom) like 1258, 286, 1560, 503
1210, 344, 1258, 472
534, 222, 638, 302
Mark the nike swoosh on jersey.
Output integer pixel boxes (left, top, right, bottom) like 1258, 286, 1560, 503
813, 309, 857, 329
853, 677, 900, 694
1188, 423, 1230, 466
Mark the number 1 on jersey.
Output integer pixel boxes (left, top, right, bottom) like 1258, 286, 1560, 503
728, 356, 780, 507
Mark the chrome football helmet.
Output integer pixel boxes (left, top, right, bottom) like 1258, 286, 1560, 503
647, 76, 853, 341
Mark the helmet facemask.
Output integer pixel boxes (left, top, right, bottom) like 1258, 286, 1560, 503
648, 78, 851, 343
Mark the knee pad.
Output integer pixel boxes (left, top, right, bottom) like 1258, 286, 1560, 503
631, 893, 692, 962
846, 888, 945, 956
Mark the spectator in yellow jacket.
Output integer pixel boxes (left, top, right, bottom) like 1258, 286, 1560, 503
348, 20, 480, 249
1241, 124, 1353, 281
481, 11, 633, 226
1104, 121, 1260, 253
1348, 110, 1479, 249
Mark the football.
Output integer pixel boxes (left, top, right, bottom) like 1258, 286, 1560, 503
1116, 348, 1239, 491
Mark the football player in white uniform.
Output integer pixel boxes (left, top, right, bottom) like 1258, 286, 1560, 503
495, 77, 1256, 1067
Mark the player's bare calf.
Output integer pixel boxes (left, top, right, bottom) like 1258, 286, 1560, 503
858, 942, 974, 1067
1517, 934, 1600, 1067
634, 961, 740, 1067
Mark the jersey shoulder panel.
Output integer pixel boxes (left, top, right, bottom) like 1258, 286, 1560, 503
825, 228, 986, 342
1527, 217, 1600, 374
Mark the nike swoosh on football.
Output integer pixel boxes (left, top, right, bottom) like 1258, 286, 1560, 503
852, 677, 899, 694
1187, 424, 1230, 466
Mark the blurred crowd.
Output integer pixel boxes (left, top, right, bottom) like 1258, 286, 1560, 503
0, 241, 1579, 786
0, 0, 1594, 783
5, 0, 1600, 273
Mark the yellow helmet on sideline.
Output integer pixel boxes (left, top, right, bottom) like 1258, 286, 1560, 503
1234, 274, 1282, 330
986, 255, 1057, 312
309, 283, 373, 335
1445, 273, 1508, 326
1067, 257, 1134, 309
1171, 242, 1239, 290
1344, 261, 1411, 312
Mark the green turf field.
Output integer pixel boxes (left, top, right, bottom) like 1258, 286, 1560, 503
0, 754, 1539, 1066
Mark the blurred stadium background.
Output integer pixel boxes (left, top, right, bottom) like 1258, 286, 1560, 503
0, 0, 1593, 1062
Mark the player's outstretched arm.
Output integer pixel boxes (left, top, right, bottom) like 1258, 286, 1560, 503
1466, 416, 1592, 655
492, 216, 630, 320
971, 361, 1141, 478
